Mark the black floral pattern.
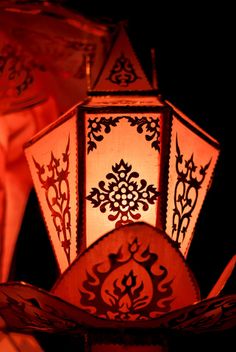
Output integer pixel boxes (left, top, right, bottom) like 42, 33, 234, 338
86, 159, 159, 227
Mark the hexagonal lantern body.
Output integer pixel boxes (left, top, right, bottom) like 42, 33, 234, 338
24, 26, 220, 274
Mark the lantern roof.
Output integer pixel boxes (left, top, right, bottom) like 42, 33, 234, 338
91, 24, 154, 94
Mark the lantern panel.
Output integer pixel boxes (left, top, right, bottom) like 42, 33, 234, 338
165, 111, 220, 256
24, 108, 78, 273
85, 112, 164, 247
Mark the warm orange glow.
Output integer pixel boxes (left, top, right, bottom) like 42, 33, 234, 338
0, 7, 230, 352
23, 25, 220, 275
85, 112, 163, 247
93, 26, 152, 92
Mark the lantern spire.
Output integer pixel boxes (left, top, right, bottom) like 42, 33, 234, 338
91, 24, 154, 94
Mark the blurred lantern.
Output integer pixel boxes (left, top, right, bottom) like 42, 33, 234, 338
1, 22, 235, 352
0, 0, 111, 116
24, 25, 219, 273
0, 0, 112, 282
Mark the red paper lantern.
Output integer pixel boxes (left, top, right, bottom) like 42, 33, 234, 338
1, 23, 233, 352
24, 25, 219, 273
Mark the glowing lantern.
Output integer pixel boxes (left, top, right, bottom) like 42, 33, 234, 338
2, 24, 233, 352
24, 25, 219, 273
0, 7, 236, 352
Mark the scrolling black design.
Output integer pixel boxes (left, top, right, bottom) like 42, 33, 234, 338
172, 137, 211, 247
33, 137, 71, 265
87, 115, 161, 153
106, 53, 139, 87
86, 159, 159, 227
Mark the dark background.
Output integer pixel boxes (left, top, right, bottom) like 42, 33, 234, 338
9, 1, 233, 350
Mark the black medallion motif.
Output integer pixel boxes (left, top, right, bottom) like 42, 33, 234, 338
86, 159, 159, 227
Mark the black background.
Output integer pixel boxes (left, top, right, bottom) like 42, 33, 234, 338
9, 1, 234, 351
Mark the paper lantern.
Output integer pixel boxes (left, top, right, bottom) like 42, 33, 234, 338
1, 23, 233, 352
24, 25, 220, 273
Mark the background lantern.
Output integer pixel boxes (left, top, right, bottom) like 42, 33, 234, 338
0, 0, 111, 283
24, 25, 220, 274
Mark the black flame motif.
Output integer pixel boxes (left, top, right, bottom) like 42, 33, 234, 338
79, 238, 174, 321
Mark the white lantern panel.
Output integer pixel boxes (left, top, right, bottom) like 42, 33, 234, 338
85, 112, 164, 246
166, 113, 220, 256
24, 109, 78, 272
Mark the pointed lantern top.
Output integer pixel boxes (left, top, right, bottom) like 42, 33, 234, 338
91, 24, 154, 94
